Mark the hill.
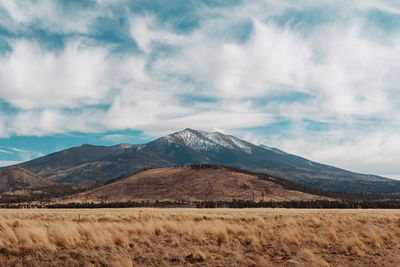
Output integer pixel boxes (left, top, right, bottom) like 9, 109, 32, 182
67, 165, 329, 203
0, 167, 102, 203
13, 128, 400, 193
0, 167, 55, 193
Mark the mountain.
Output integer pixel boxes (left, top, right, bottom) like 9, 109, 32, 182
0, 166, 55, 193
66, 165, 329, 203
17, 143, 172, 183
14, 128, 400, 193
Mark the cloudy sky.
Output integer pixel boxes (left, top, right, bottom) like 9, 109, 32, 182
0, 0, 399, 178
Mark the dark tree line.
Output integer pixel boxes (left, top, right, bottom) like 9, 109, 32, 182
2, 199, 400, 209
195, 199, 400, 209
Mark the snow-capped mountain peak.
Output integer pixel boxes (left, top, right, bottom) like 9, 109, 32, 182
164, 128, 252, 154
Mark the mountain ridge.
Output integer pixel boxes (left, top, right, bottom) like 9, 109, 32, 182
9, 128, 400, 193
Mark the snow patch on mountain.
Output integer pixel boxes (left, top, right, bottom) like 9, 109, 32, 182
136, 144, 146, 151
204, 132, 234, 149
116, 144, 135, 149
174, 129, 218, 152
259, 144, 286, 155
229, 136, 252, 154
162, 135, 176, 144
166, 129, 252, 154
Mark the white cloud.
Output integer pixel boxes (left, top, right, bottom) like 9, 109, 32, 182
8, 108, 108, 136
0, 0, 101, 34
308, 24, 400, 118
130, 15, 187, 53
0, 0, 52, 25
307, 132, 400, 176
101, 134, 130, 142
10, 148, 27, 153
0, 149, 13, 154
0, 160, 20, 167
258, 124, 400, 177
238, 131, 268, 146
384, 175, 400, 181
138, 111, 274, 137
0, 40, 114, 109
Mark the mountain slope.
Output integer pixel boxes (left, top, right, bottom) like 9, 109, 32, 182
67, 165, 329, 202
14, 128, 400, 193
0, 167, 103, 203
0, 167, 55, 193
18, 143, 173, 183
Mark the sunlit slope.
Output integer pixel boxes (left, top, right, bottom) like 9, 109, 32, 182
69, 165, 327, 202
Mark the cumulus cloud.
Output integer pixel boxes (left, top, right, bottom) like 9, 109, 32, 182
0, 40, 112, 109
274, 127, 400, 177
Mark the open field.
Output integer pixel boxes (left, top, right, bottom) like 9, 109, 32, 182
0, 209, 399, 266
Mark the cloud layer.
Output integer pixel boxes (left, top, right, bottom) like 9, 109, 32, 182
0, 0, 399, 176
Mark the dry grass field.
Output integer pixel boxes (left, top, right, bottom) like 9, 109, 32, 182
0, 209, 399, 266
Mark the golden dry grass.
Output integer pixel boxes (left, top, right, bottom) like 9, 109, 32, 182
0, 208, 399, 266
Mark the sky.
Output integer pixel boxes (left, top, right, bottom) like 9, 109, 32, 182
0, 0, 399, 179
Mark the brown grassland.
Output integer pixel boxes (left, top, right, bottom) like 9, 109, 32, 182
0, 208, 399, 266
